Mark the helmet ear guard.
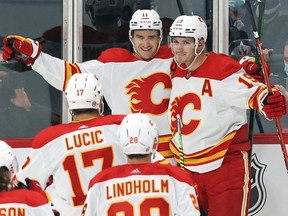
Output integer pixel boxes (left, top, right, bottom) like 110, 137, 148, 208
197, 39, 205, 46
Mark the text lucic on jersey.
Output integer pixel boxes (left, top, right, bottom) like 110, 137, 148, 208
65, 130, 104, 150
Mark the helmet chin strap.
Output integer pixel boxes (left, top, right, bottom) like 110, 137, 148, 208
172, 43, 205, 71
130, 37, 162, 60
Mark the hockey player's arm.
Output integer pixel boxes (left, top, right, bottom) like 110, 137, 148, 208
176, 181, 200, 216
33, 52, 104, 91
15, 140, 56, 190
2, 35, 104, 91
239, 56, 270, 84
81, 186, 98, 216
33, 52, 78, 90
221, 70, 287, 120
2, 35, 74, 90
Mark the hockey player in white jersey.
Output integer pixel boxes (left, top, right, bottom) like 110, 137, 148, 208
81, 113, 200, 216
14, 73, 166, 216
0, 140, 55, 216
168, 15, 287, 216
1, 9, 174, 160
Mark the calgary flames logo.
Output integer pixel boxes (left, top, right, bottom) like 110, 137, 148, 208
170, 93, 201, 136
125, 73, 171, 114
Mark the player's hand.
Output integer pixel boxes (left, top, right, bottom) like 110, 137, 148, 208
15, 178, 46, 197
2, 35, 42, 66
239, 56, 270, 83
20, 178, 60, 215
262, 91, 287, 120
24, 178, 46, 195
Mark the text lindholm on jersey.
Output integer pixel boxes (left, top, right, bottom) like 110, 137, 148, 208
65, 130, 104, 150
106, 179, 169, 200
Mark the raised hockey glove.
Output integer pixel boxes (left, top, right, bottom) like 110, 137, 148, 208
239, 56, 270, 83
2, 35, 42, 66
262, 91, 287, 120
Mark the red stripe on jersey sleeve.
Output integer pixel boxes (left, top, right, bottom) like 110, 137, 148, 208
0, 189, 49, 207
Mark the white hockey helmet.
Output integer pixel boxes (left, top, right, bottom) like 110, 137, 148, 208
65, 73, 104, 114
119, 113, 158, 155
169, 15, 208, 44
0, 141, 19, 179
129, 9, 162, 38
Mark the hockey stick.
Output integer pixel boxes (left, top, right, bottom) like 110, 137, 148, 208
176, 114, 185, 169
176, 0, 185, 15
248, 0, 266, 158
246, 0, 288, 172
257, 0, 266, 46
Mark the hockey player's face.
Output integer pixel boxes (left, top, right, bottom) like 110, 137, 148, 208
131, 30, 161, 60
171, 37, 196, 65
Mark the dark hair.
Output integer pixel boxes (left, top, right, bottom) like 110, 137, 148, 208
126, 154, 149, 159
71, 109, 98, 115
0, 166, 11, 192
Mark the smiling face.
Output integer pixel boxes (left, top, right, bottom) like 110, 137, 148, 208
170, 37, 196, 66
130, 29, 161, 60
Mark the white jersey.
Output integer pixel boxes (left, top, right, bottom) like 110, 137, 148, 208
81, 163, 200, 216
16, 115, 127, 216
169, 52, 270, 173
32, 52, 174, 159
0, 189, 55, 216
16, 114, 166, 216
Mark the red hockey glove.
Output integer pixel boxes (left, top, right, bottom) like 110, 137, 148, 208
2, 35, 42, 66
239, 56, 270, 83
15, 178, 47, 198
262, 91, 287, 120
24, 178, 47, 197
23, 178, 60, 215
24, 178, 42, 191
